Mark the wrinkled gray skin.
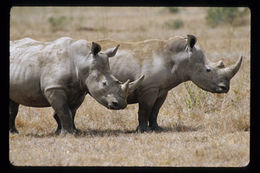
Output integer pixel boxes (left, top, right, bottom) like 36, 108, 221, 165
9, 37, 144, 134
107, 35, 243, 132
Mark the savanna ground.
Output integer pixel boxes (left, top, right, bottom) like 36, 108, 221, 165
9, 7, 250, 166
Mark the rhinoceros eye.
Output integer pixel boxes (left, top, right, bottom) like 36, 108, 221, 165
102, 81, 107, 86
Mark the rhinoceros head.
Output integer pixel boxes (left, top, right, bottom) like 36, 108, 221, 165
180, 35, 242, 93
76, 42, 144, 109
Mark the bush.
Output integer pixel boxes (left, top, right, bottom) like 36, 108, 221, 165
167, 7, 179, 13
48, 16, 73, 32
183, 82, 209, 110
165, 19, 184, 30
206, 7, 248, 27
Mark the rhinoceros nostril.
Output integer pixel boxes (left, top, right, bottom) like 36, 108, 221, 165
219, 86, 227, 91
217, 83, 229, 92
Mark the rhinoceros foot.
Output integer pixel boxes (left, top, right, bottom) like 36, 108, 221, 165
55, 128, 80, 136
149, 124, 163, 132
9, 127, 19, 134
55, 128, 61, 135
136, 124, 152, 133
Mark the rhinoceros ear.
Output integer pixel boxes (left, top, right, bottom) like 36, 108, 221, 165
187, 34, 197, 49
91, 42, 101, 56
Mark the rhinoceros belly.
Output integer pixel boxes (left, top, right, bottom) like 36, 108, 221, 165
10, 62, 50, 107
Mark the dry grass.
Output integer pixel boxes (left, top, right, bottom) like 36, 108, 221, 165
9, 7, 250, 166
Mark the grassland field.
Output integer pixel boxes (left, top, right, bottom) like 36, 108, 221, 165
9, 7, 250, 166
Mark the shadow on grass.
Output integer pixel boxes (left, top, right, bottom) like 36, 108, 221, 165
75, 124, 203, 137
77, 129, 136, 137
21, 129, 137, 138
20, 124, 203, 138
161, 124, 203, 133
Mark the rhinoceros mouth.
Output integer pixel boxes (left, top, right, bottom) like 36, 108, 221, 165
108, 106, 125, 110
195, 84, 229, 94
206, 87, 229, 94
215, 86, 229, 93
107, 102, 127, 110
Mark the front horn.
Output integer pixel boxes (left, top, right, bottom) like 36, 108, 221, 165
222, 56, 243, 79
128, 75, 145, 94
121, 79, 130, 96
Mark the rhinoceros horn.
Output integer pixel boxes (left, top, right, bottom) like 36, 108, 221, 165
121, 75, 145, 96
221, 56, 243, 79
128, 75, 145, 94
121, 79, 130, 96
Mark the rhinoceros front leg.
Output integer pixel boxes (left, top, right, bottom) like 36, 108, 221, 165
44, 89, 75, 134
53, 93, 85, 134
53, 109, 78, 135
53, 112, 61, 134
9, 100, 19, 133
137, 88, 159, 133
149, 92, 168, 132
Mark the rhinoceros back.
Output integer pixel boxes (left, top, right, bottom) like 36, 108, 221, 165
9, 37, 73, 107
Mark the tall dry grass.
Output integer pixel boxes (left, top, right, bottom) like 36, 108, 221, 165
9, 7, 250, 166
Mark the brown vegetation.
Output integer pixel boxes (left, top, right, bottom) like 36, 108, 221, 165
9, 7, 250, 166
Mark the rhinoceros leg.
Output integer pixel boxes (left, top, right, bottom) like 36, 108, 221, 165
9, 100, 19, 133
53, 112, 61, 134
53, 93, 85, 134
149, 92, 168, 131
137, 88, 159, 133
70, 109, 78, 131
44, 89, 75, 134
53, 109, 78, 134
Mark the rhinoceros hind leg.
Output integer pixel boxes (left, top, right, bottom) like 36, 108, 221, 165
9, 100, 19, 133
149, 92, 168, 132
137, 88, 160, 133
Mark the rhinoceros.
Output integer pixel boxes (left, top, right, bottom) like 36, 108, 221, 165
97, 35, 243, 132
9, 37, 144, 134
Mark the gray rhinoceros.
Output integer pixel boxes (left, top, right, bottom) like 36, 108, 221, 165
97, 35, 243, 132
9, 37, 144, 134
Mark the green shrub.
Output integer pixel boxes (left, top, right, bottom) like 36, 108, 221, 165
167, 7, 179, 13
48, 16, 73, 31
165, 19, 184, 30
184, 82, 208, 109
206, 7, 248, 27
